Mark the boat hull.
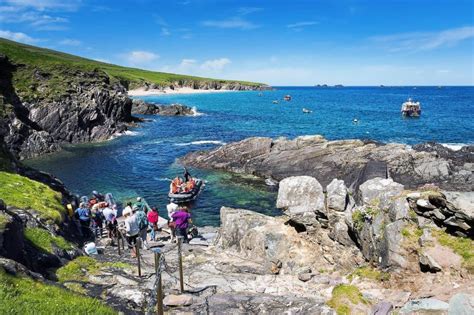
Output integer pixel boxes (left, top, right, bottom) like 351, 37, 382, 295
168, 179, 203, 203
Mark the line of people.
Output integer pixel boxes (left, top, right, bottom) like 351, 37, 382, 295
74, 191, 195, 258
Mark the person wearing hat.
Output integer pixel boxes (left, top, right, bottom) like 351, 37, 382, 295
122, 207, 139, 258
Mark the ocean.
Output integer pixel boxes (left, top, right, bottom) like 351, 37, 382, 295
26, 86, 474, 226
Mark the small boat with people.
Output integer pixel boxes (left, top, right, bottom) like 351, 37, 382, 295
401, 98, 421, 117
283, 95, 292, 101
168, 168, 203, 203
302, 108, 312, 113
272, 100, 279, 104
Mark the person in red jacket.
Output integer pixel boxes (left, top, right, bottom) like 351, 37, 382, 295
147, 207, 159, 241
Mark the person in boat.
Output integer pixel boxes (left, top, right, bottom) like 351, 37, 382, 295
170, 177, 183, 194
171, 206, 192, 243
183, 178, 196, 193
183, 167, 192, 182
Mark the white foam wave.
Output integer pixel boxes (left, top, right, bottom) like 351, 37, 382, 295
153, 177, 172, 182
123, 130, 140, 136
191, 106, 204, 116
174, 140, 226, 147
440, 143, 468, 151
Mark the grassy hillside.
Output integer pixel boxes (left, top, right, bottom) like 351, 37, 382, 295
0, 38, 263, 103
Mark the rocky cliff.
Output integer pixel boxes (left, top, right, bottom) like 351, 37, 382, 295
131, 99, 195, 116
0, 55, 133, 159
181, 135, 474, 191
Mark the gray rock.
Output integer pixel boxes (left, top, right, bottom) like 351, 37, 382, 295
298, 273, 313, 282
400, 298, 449, 314
371, 301, 393, 315
181, 136, 474, 191
358, 178, 404, 209
388, 197, 410, 222
327, 179, 348, 212
163, 294, 194, 306
448, 293, 474, 315
276, 176, 325, 225
131, 99, 195, 116
328, 213, 355, 247
419, 251, 442, 272
416, 199, 437, 210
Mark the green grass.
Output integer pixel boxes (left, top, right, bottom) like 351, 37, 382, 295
0, 267, 116, 314
327, 284, 368, 315
352, 209, 365, 230
433, 229, 474, 274
0, 213, 10, 232
56, 256, 132, 283
0, 38, 264, 102
24, 228, 73, 254
348, 266, 391, 282
0, 171, 65, 223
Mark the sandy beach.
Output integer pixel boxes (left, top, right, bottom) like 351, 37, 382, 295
127, 87, 236, 96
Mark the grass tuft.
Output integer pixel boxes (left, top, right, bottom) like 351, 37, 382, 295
327, 284, 368, 315
348, 266, 391, 282
0, 267, 116, 314
0, 171, 65, 224
24, 227, 73, 253
433, 229, 474, 274
56, 256, 132, 283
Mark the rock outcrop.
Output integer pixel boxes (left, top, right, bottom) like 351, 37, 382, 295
131, 99, 195, 116
0, 55, 133, 159
181, 135, 473, 191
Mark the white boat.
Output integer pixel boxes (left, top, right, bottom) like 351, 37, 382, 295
302, 108, 312, 113
272, 100, 279, 104
283, 95, 292, 101
401, 98, 421, 117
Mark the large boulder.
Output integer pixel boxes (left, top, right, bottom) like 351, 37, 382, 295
326, 179, 348, 212
358, 178, 404, 209
448, 293, 474, 315
218, 207, 327, 274
276, 176, 325, 226
400, 298, 449, 314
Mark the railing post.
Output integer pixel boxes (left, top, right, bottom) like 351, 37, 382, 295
117, 233, 121, 255
153, 248, 164, 315
136, 237, 142, 277
177, 236, 184, 293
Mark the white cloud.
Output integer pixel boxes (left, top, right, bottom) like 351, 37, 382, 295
237, 7, 263, 15
59, 38, 81, 46
287, 21, 318, 30
180, 59, 197, 67
372, 26, 474, 52
4, 0, 81, 11
0, 29, 38, 43
161, 27, 170, 36
0, 9, 68, 30
125, 50, 159, 65
202, 17, 259, 30
200, 58, 231, 71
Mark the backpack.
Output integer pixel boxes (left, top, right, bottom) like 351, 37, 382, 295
135, 210, 148, 230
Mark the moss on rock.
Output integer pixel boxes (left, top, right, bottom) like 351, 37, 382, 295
24, 227, 73, 254
0, 267, 116, 314
0, 171, 65, 223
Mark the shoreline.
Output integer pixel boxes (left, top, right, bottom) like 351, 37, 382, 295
127, 87, 238, 97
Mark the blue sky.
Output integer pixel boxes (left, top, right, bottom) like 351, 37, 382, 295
0, 0, 473, 85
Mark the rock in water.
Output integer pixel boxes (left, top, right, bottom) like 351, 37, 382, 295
131, 99, 194, 116
276, 176, 325, 226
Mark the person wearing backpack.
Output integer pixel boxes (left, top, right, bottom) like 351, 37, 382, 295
134, 205, 149, 249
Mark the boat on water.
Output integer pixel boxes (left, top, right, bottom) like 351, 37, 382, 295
302, 108, 312, 113
283, 95, 292, 101
401, 98, 421, 117
169, 178, 203, 203
272, 100, 279, 104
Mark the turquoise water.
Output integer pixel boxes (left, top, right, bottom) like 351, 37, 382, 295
26, 86, 474, 225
